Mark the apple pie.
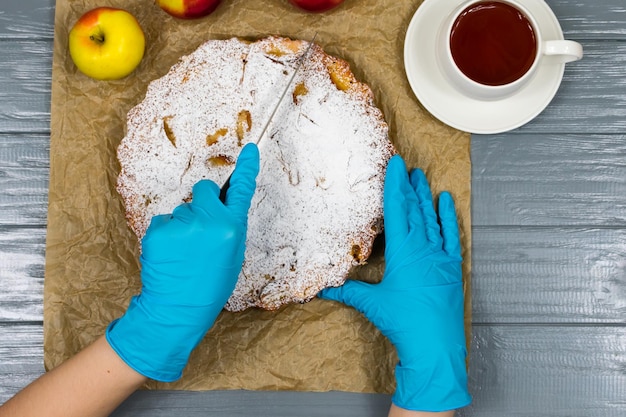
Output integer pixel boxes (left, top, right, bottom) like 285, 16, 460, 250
117, 36, 395, 311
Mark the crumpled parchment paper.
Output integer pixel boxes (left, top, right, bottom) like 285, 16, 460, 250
45, 0, 471, 393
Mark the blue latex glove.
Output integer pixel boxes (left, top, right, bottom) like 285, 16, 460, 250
319, 155, 471, 412
106, 143, 260, 382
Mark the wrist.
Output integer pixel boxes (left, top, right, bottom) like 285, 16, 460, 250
392, 343, 471, 412
106, 293, 218, 382
389, 404, 455, 417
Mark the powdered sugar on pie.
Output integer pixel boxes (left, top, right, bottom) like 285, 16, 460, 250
117, 36, 395, 311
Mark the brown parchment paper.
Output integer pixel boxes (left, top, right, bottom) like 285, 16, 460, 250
45, 0, 471, 394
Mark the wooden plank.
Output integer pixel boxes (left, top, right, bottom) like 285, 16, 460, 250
0, 134, 49, 226
0, 41, 623, 135
112, 390, 392, 417
548, 0, 626, 39
0, 226, 45, 322
3, 151, 625, 325
0, 1, 623, 416
4, 132, 626, 229
0, 40, 622, 142
4, 222, 624, 327
2, 324, 624, 416
0, 38, 623, 133
472, 133, 626, 227
513, 41, 626, 134
0, 0, 55, 39
0, 40, 52, 133
463, 325, 626, 417
111, 326, 626, 416
0, 324, 44, 404
0, 0, 625, 40
472, 227, 626, 324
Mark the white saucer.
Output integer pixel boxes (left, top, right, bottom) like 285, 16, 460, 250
404, 0, 566, 134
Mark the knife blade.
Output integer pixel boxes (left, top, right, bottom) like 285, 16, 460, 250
219, 33, 318, 202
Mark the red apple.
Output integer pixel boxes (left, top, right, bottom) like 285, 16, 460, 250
288, 0, 345, 12
156, 0, 221, 19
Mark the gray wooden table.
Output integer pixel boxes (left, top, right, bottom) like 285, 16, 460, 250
1, 0, 625, 415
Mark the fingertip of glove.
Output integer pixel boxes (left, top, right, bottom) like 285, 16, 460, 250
387, 154, 407, 176
318, 280, 367, 303
409, 167, 426, 178
408, 168, 427, 188
384, 155, 411, 197
186, 180, 222, 213
237, 143, 260, 174
439, 191, 456, 214
317, 286, 348, 304
228, 143, 260, 196
317, 287, 336, 301
241, 142, 259, 156
225, 144, 260, 211
193, 179, 221, 198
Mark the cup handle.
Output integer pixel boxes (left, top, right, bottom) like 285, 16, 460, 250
543, 40, 583, 63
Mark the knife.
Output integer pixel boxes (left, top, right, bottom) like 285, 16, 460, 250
218, 33, 318, 202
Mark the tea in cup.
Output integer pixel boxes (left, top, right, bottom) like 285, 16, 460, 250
437, 0, 583, 100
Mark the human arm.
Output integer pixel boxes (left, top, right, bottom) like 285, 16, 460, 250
319, 155, 471, 415
106, 142, 259, 381
0, 143, 260, 417
0, 336, 145, 417
0, 343, 453, 417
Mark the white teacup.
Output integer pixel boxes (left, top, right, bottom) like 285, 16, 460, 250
436, 0, 583, 101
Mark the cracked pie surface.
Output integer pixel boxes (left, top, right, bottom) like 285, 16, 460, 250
117, 36, 395, 311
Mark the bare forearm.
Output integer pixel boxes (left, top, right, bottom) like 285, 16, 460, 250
389, 404, 455, 417
0, 336, 146, 417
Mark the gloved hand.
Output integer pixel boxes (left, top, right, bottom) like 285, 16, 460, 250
319, 155, 471, 412
106, 143, 260, 382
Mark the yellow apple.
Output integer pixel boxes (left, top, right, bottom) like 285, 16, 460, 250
69, 7, 146, 80
156, 0, 221, 19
